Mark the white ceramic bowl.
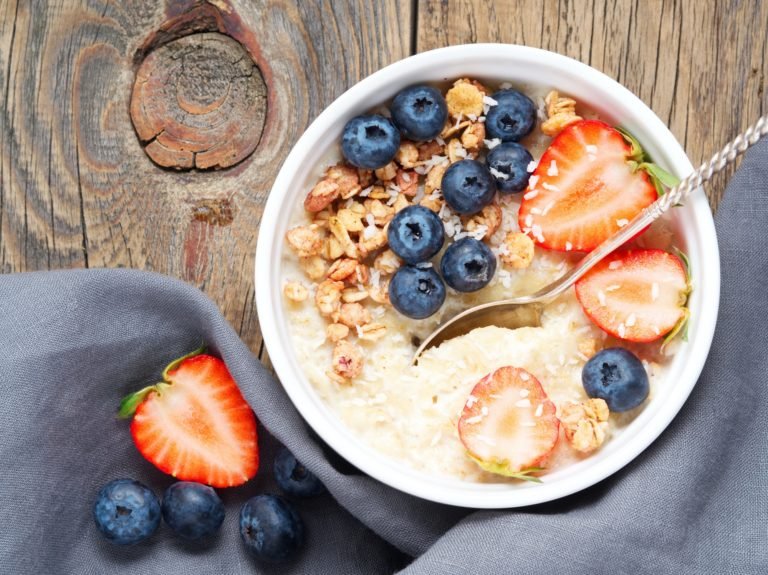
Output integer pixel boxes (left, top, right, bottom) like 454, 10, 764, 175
255, 44, 719, 508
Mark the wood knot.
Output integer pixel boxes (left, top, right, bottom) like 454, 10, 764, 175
130, 32, 267, 170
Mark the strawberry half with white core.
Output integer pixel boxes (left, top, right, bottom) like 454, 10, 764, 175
458, 366, 559, 481
575, 249, 690, 343
519, 119, 678, 252
119, 348, 259, 488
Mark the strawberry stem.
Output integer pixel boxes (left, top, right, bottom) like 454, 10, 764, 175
616, 126, 680, 196
162, 344, 206, 381
118, 385, 158, 418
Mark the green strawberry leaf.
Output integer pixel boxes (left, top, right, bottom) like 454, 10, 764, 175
505, 467, 545, 483
118, 385, 158, 419
162, 343, 206, 381
616, 126, 680, 197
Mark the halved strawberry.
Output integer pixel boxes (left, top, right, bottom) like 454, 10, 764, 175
519, 120, 677, 252
458, 366, 559, 480
574, 249, 690, 342
119, 348, 259, 488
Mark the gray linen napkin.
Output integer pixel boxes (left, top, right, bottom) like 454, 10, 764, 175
1, 138, 766, 574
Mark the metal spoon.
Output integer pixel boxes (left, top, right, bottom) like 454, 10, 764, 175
414, 114, 768, 363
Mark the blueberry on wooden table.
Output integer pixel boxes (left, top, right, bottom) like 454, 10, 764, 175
582, 348, 649, 412
440, 237, 497, 293
390, 85, 448, 142
161, 481, 225, 540
93, 479, 161, 545
486, 142, 534, 193
387, 205, 445, 264
389, 265, 446, 319
274, 447, 327, 498
485, 89, 536, 142
341, 114, 401, 169
441, 159, 497, 215
239, 495, 305, 563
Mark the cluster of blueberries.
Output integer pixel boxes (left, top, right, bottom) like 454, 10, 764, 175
340, 83, 537, 319
93, 448, 324, 564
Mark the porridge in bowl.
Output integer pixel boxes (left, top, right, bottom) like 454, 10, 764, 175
280, 78, 689, 483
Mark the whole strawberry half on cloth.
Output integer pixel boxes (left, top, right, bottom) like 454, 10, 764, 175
519, 119, 678, 252
575, 249, 691, 343
119, 347, 259, 488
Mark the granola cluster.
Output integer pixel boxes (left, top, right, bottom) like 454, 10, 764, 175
283, 80, 578, 385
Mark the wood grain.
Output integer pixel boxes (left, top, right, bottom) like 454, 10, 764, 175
0, 0, 411, 361
0, 0, 766, 359
418, 0, 768, 210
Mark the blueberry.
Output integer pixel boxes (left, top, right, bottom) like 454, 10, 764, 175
486, 142, 534, 193
341, 114, 400, 169
390, 85, 448, 142
274, 447, 326, 498
582, 348, 649, 412
161, 481, 225, 540
389, 265, 446, 319
239, 495, 305, 563
387, 205, 445, 264
440, 237, 497, 292
93, 479, 161, 545
485, 89, 536, 142
441, 159, 497, 215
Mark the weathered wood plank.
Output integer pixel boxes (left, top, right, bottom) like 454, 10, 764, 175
418, 0, 768, 211
0, 0, 412, 358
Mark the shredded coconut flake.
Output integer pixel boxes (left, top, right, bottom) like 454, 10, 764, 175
519, 389, 530, 398
651, 282, 659, 301
606, 284, 621, 292
616, 218, 629, 227
565, 241, 573, 251
547, 160, 559, 176
515, 398, 532, 408
609, 260, 623, 270
466, 395, 478, 407
519, 372, 530, 381
626, 313, 637, 327
597, 290, 606, 306
534, 403, 544, 417
524, 189, 539, 200
586, 144, 598, 154
618, 323, 626, 338
463, 415, 483, 425
484, 138, 502, 149
416, 262, 433, 269
542, 182, 560, 192
489, 167, 509, 180
526, 161, 538, 173
360, 185, 373, 197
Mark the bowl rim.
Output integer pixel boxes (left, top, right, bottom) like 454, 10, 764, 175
255, 43, 720, 508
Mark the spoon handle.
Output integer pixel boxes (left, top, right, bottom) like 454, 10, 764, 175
536, 113, 768, 300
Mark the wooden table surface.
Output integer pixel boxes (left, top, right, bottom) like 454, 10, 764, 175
2, 0, 767, 364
